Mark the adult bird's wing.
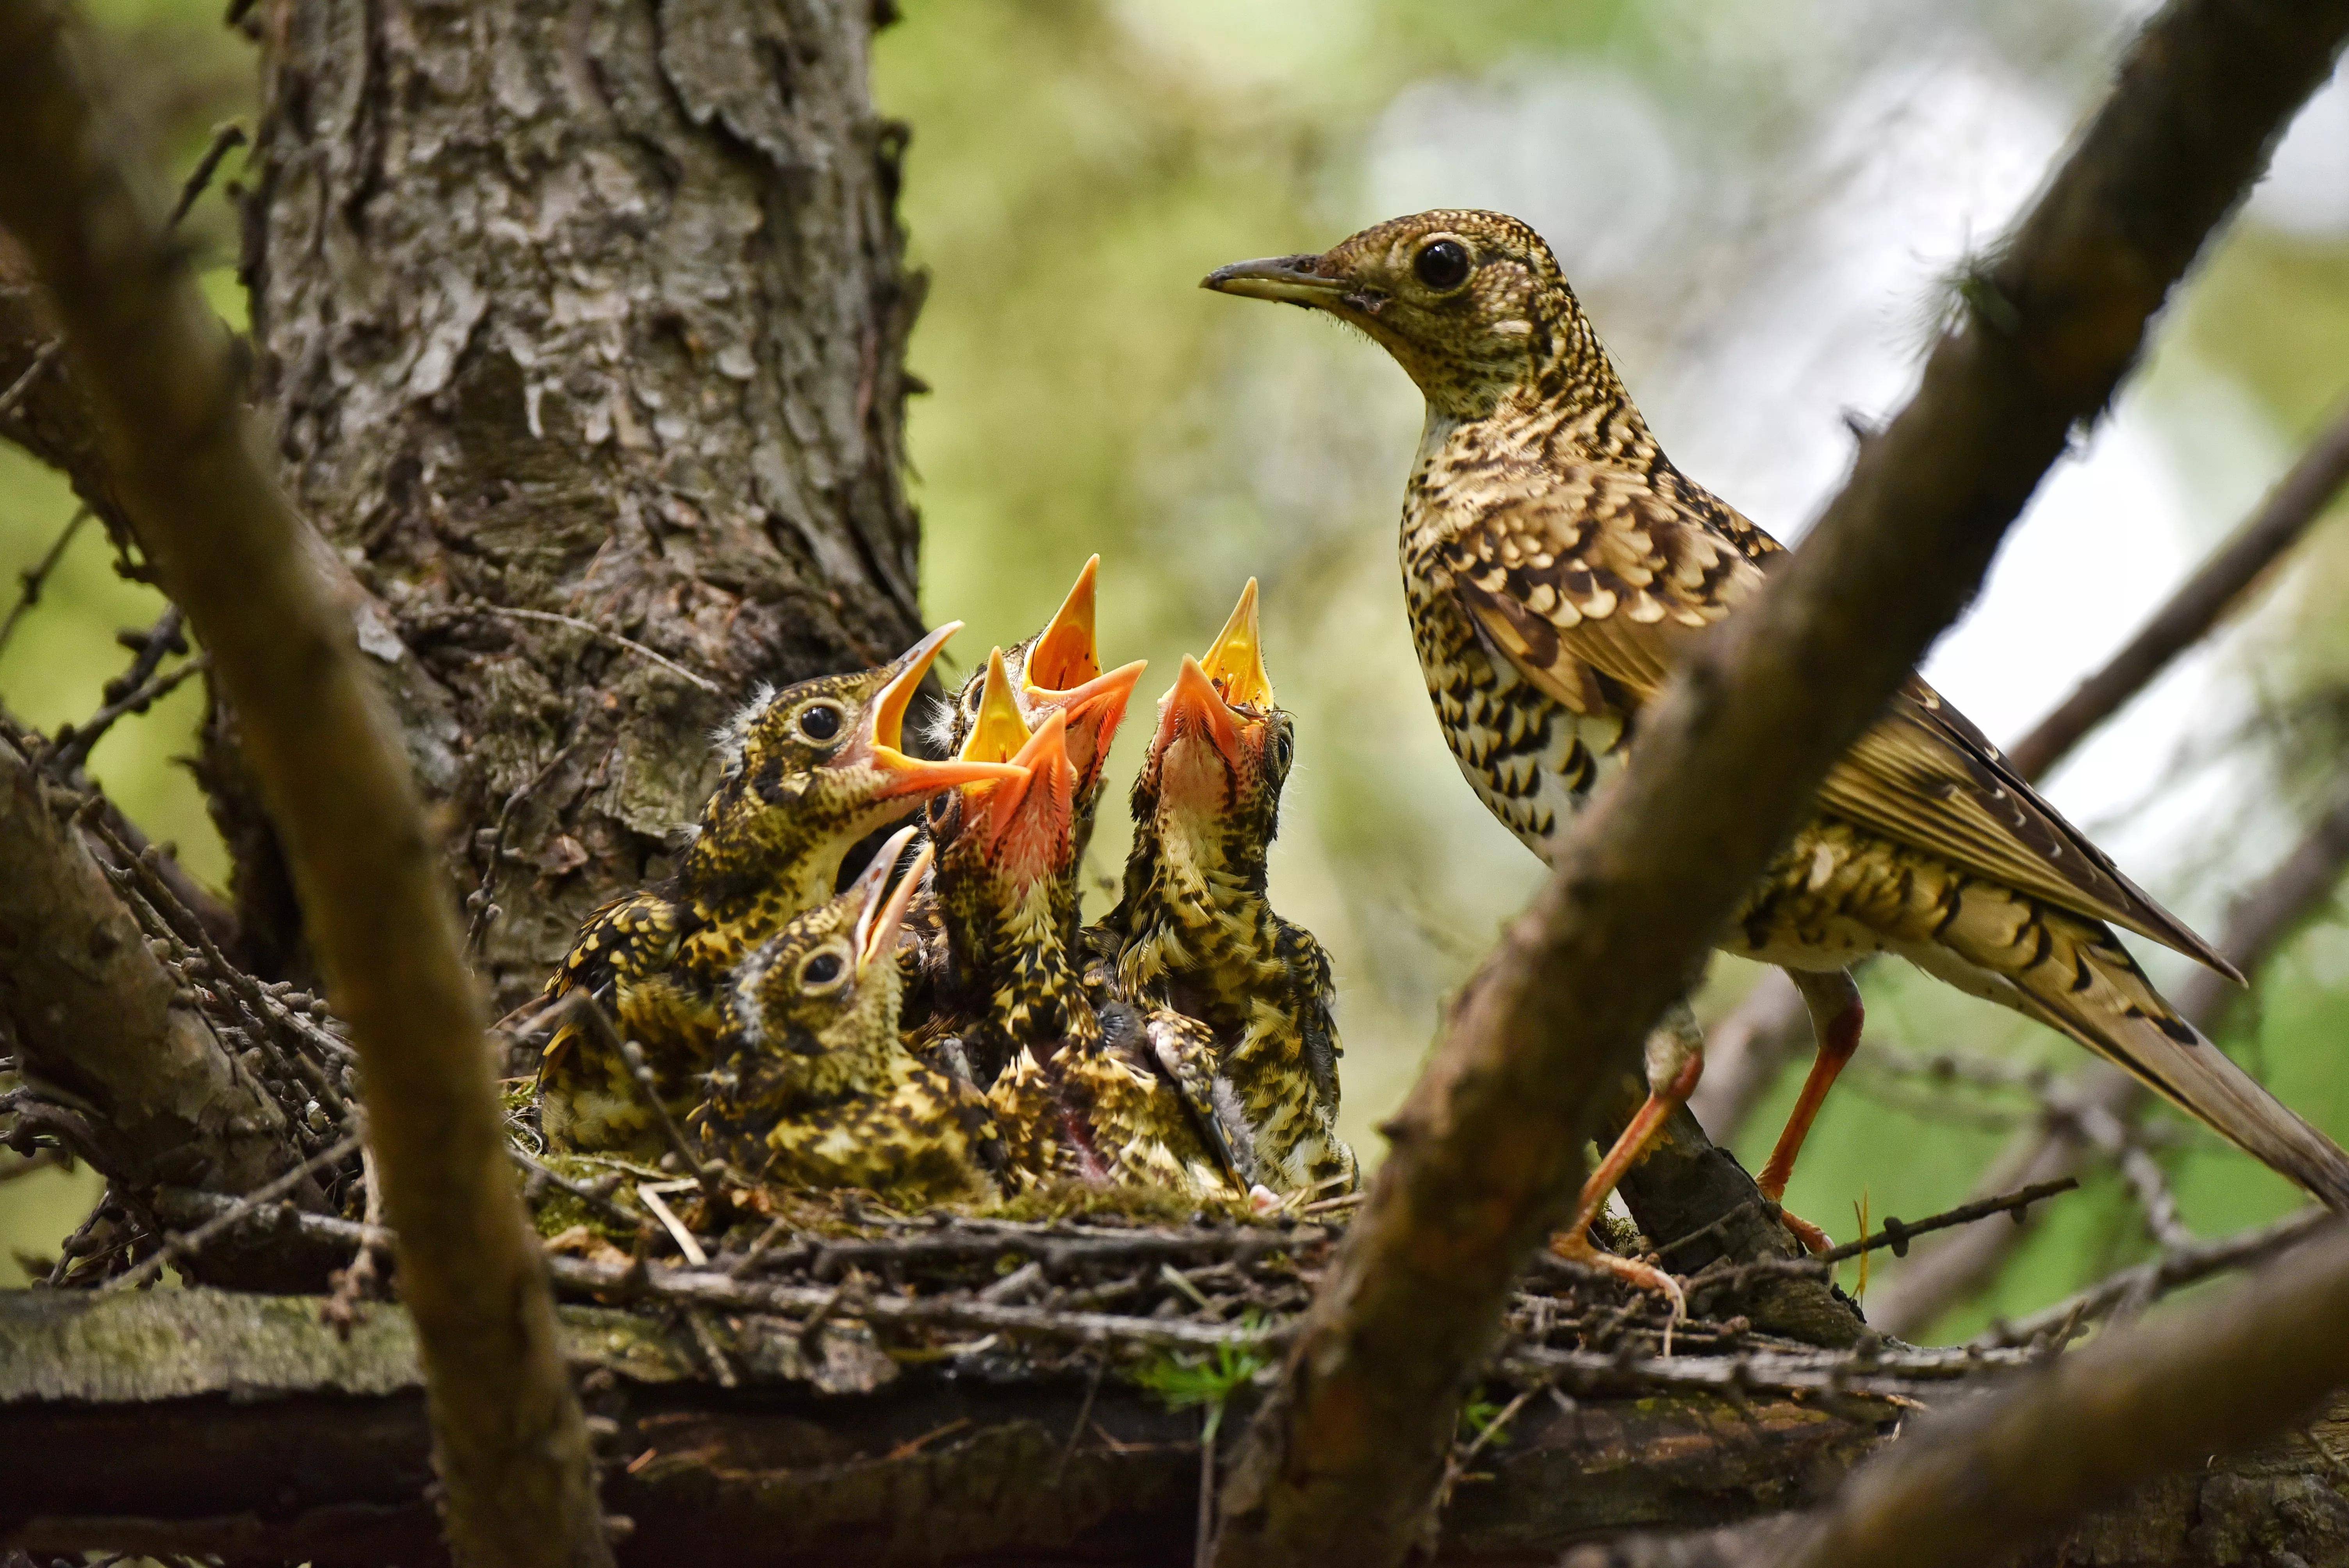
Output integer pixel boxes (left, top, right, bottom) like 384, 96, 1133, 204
1442, 476, 2240, 980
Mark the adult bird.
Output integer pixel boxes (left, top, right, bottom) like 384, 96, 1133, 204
1094, 579, 1356, 1199
535, 623, 1019, 1156
1204, 209, 2349, 1260
699, 827, 1004, 1209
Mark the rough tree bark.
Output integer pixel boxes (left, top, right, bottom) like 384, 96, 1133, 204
236, 0, 928, 1002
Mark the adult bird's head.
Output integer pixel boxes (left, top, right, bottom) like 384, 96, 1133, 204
1202, 210, 1590, 421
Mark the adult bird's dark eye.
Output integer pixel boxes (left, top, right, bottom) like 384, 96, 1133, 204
799, 704, 843, 741
802, 952, 843, 987
1414, 240, 1469, 290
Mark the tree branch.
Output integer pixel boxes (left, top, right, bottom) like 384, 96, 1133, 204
2007, 396, 2349, 779
0, 725, 293, 1197
1207, 4, 2349, 1562
0, 10, 608, 1566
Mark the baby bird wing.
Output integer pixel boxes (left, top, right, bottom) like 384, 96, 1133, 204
537, 893, 688, 1073
1444, 481, 2236, 977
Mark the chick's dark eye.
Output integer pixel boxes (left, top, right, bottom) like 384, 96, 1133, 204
1414, 239, 1470, 291
798, 703, 843, 742
801, 952, 844, 987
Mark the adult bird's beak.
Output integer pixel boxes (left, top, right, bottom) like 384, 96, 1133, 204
861, 622, 1025, 796
1197, 577, 1274, 710
1201, 253, 1350, 308
854, 832, 934, 973
1024, 555, 1101, 693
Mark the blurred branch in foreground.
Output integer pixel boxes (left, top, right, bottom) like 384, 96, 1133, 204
1567, 1218, 2349, 1568
1870, 780, 2349, 1336
0, 7, 610, 1564
1690, 390, 2349, 1144
1208, 2, 2349, 1562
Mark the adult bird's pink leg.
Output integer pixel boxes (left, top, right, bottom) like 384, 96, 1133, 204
1756, 968, 1865, 1254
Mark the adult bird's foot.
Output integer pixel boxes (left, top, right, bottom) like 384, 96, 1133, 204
1773, 1205, 1833, 1256
1551, 1229, 1686, 1324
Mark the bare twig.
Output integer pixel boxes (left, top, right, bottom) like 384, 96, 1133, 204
164, 122, 247, 231
0, 12, 613, 1564
1815, 1178, 2078, 1265
0, 335, 59, 421
471, 603, 722, 695
1975, 1204, 2334, 1351
2007, 395, 2349, 779
48, 652, 206, 774
0, 504, 87, 659
1209, 5, 2349, 1560
104, 1128, 363, 1293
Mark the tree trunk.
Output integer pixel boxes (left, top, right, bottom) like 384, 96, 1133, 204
231, 0, 926, 1003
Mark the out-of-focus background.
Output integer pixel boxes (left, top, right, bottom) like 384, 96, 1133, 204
5, 0, 2346, 1341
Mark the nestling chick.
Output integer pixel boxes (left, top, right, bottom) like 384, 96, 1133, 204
1094, 580, 1356, 1198
535, 624, 1020, 1156
934, 555, 1148, 864
927, 652, 1241, 1199
699, 827, 1003, 1208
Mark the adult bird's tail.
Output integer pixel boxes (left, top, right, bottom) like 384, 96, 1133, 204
2022, 942, 2349, 1212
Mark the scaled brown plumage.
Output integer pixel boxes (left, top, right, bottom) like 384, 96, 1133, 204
1206, 209, 2349, 1241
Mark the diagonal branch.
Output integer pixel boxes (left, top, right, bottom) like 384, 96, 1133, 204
1691, 390, 2349, 1141
1770, 1221, 2349, 1568
1207, 3, 2349, 1563
0, 9, 610, 1567
2007, 396, 2349, 779
0, 723, 294, 1198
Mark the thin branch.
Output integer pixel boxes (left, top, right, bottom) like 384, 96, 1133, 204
0, 334, 59, 420
1975, 1204, 2334, 1351
103, 1128, 364, 1293
2007, 395, 2349, 779
1209, 4, 2349, 1561
0, 13, 612, 1567
471, 603, 723, 695
164, 121, 246, 231
1772, 1221, 2349, 1568
0, 504, 87, 658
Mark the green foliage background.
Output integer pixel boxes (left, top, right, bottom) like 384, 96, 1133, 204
5, 0, 2347, 1343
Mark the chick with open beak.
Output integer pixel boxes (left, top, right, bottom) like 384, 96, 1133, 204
917, 650, 1242, 1199
697, 827, 1004, 1208
1093, 580, 1357, 1199
937, 556, 1148, 864
536, 623, 1022, 1157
